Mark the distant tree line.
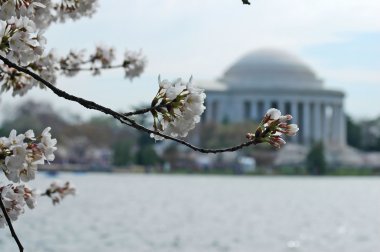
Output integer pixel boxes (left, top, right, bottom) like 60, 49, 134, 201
346, 115, 380, 151
0, 100, 161, 167
2, 101, 379, 172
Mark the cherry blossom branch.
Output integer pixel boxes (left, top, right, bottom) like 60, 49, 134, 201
0, 63, 124, 74
59, 64, 123, 72
57, 47, 146, 78
0, 196, 24, 252
0, 62, 130, 80
40, 181, 76, 205
118, 115, 260, 153
0, 55, 261, 153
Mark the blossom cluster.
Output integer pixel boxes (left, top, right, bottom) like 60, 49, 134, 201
59, 49, 85, 77
0, 0, 98, 30
0, 50, 58, 96
0, 0, 98, 66
0, 1, 146, 99
246, 108, 299, 149
53, 0, 98, 23
0, 0, 108, 97
43, 181, 76, 205
150, 76, 206, 140
90, 45, 115, 70
0, 17, 46, 66
0, 183, 37, 228
59, 46, 146, 78
0, 127, 57, 183
0, 127, 60, 228
0, 45, 146, 97
123, 49, 146, 80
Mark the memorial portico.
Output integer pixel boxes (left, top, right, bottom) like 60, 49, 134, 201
199, 49, 346, 146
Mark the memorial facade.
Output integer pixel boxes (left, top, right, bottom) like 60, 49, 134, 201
199, 49, 346, 146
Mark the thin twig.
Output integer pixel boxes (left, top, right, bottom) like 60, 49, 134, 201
60, 64, 123, 72
117, 117, 259, 153
0, 55, 259, 153
0, 196, 24, 252
123, 103, 167, 117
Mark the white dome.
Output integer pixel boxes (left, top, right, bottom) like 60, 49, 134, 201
221, 49, 323, 90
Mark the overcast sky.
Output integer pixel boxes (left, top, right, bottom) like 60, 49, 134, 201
1, 0, 379, 121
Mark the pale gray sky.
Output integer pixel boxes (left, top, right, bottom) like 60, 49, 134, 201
1, 0, 379, 121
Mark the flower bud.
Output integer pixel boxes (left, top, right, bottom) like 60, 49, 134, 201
246, 133, 254, 140
279, 114, 292, 122
286, 124, 299, 136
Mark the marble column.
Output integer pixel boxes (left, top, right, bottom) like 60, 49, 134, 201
309, 103, 315, 144
251, 100, 258, 121
278, 100, 286, 114
256, 101, 265, 121
231, 99, 243, 122
332, 103, 346, 146
290, 101, 299, 143
331, 104, 339, 145
322, 104, 330, 145
242, 100, 251, 121
211, 100, 219, 122
302, 102, 311, 145
264, 99, 271, 111
340, 105, 346, 146
321, 103, 327, 143
313, 102, 322, 143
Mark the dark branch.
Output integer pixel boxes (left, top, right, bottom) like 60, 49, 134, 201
120, 115, 259, 153
242, 0, 251, 4
0, 196, 24, 252
0, 55, 259, 153
123, 103, 168, 117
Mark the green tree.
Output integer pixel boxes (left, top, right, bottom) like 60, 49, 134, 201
130, 104, 161, 166
306, 142, 326, 175
112, 140, 133, 166
346, 115, 361, 148
135, 145, 160, 166
199, 121, 259, 149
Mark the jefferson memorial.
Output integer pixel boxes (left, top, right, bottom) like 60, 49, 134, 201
199, 49, 346, 147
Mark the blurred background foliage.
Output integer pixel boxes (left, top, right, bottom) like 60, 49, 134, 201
2, 100, 380, 174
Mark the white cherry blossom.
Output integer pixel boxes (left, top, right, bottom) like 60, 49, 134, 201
123, 49, 146, 80
265, 108, 281, 120
0, 128, 57, 183
246, 108, 299, 149
151, 76, 206, 141
38, 126, 57, 162
44, 181, 76, 205
0, 184, 37, 228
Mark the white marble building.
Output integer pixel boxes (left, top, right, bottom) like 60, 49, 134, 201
199, 49, 346, 146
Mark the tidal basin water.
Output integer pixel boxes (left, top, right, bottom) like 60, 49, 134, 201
1, 174, 380, 252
